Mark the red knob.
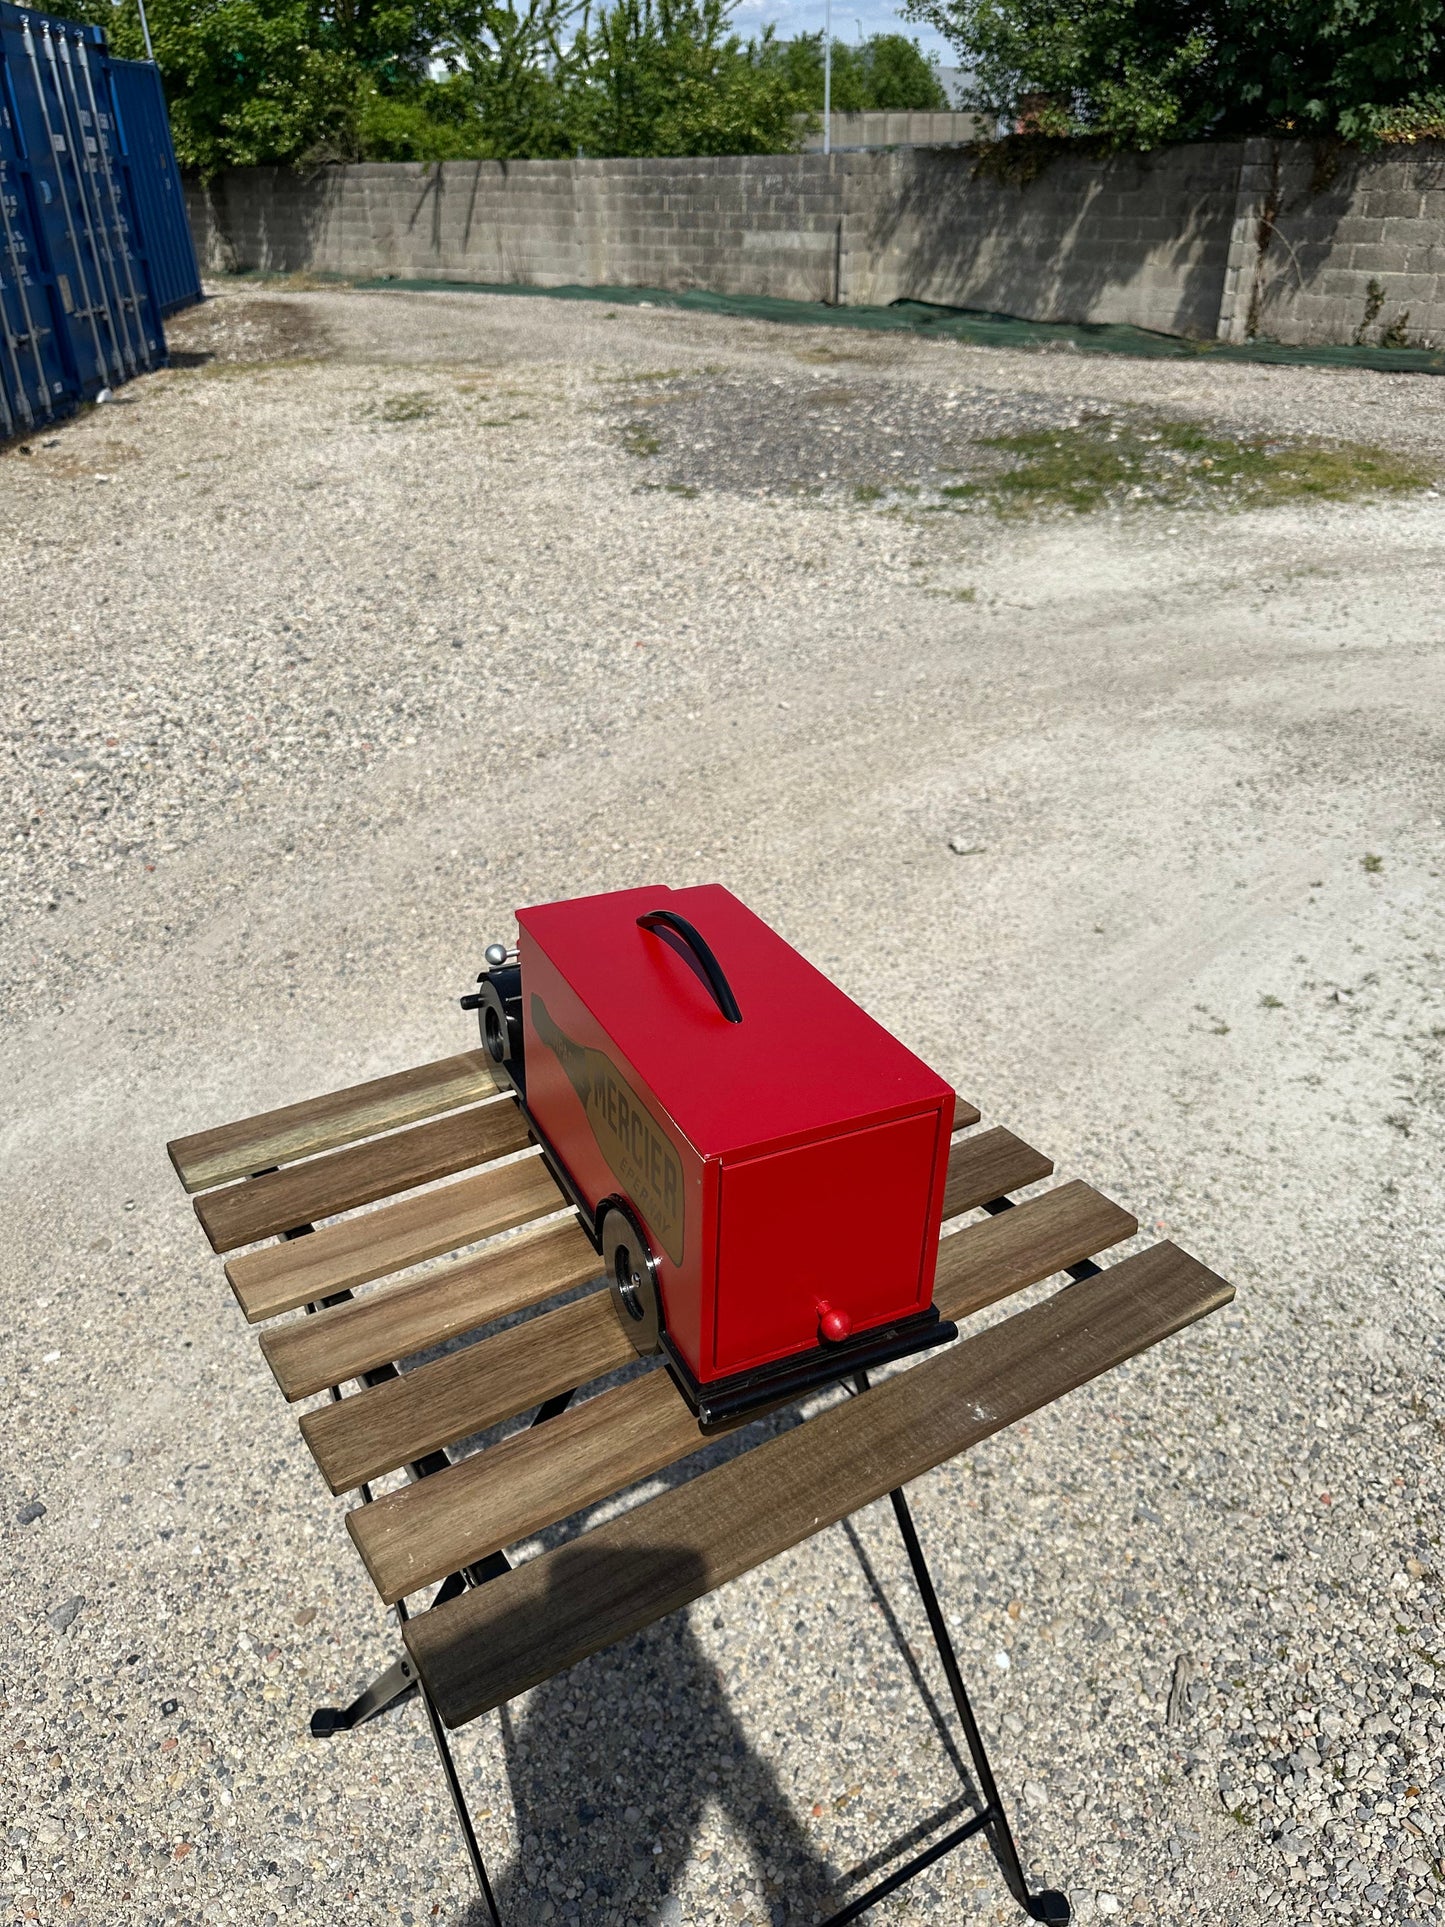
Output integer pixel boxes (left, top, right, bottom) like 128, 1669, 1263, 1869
818, 1302, 852, 1344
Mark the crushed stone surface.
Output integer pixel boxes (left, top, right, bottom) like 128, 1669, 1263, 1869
2, 282, 1443, 1927
605, 367, 1082, 498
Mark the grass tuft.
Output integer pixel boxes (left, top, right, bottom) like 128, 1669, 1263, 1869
373, 391, 439, 424
938, 414, 1432, 517
622, 421, 663, 458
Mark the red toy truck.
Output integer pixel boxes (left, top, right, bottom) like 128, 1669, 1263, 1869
467, 885, 957, 1425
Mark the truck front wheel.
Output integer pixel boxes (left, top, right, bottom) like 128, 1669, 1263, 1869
600, 1200, 663, 1356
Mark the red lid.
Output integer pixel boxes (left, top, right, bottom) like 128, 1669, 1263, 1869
516, 884, 952, 1160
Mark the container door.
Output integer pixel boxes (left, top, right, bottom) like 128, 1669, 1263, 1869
108, 56, 199, 317
0, 18, 71, 428
8, 6, 121, 395
4, 8, 162, 400
68, 28, 166, 361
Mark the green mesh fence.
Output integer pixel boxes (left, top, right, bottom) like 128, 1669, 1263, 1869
334, 274, 1445, 376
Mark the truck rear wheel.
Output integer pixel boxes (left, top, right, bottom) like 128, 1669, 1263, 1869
601, 1201, 662, 1356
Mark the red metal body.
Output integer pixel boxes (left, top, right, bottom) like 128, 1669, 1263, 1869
517, 884, 955, 1392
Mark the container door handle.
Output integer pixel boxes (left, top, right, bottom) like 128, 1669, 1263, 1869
637, 910, 743, 1024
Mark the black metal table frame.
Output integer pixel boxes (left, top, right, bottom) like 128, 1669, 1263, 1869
278, 1202, 1073, 1927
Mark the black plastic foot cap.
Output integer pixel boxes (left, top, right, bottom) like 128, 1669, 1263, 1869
310, 1708, 345, 1739
1027, 1893, 1071, 1926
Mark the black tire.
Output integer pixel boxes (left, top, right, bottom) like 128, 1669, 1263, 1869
601, 1201, 663, 1356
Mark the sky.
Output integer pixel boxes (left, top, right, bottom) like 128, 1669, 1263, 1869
731, 0, 957, 66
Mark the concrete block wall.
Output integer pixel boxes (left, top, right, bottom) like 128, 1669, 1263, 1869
1219, 139, 1445, 346
187, 139, 1445, 348
801, 110, 985, 151
189, 155, 846, 302
842, 142, 1242, 337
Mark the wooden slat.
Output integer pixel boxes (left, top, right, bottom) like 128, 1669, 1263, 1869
933, 1180, 1135, 1324
405, 1241, 1234, 1728
193, 1099, 531, 1254
299, 1290, 635, 1495
343, 1175, 1131, 1600
261, 1217, 600, 1398
228, 1152, 564, 1325
168, 1050, 497, 1193
942, 1126, 1051, 1219
304, 1171, 1131, 1497
349, 1368, 695, 1603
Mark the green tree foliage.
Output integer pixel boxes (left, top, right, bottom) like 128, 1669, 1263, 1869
81, 0, 468, 171
357, 71, 485, 160
84, 0, 812, 169
771, 30, 949, 112
902, 0, 1445, 149
569, 0, 808, 156
441, 0, 580, 156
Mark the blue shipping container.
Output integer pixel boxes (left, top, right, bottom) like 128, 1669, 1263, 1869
0, 2, 198, 440
0, 29, 72, 434
109, 55, 199, 317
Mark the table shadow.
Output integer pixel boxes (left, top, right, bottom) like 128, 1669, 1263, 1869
450, 1543, 837, 1925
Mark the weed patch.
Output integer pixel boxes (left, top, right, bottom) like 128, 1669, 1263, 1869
937, 414, 1432, 517
363, 391, 440, 425
795, 346, 872, 364
622, 421, 663, 457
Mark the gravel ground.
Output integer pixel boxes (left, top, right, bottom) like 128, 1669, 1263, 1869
2, 281, 1443, 1927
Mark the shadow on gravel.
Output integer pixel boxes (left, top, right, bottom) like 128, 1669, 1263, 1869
435, 1520, 996, 1926
478, 1567, 833, 1924
164, 293, 333, 365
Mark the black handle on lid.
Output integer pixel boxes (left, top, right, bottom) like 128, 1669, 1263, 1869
637, 910, 743, 1024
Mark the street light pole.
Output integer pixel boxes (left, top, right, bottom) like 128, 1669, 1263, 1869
135, 0, 155, 61
823, 0, 831, 155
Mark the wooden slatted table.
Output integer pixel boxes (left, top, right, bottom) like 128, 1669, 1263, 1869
169, 1047, 1233, 1926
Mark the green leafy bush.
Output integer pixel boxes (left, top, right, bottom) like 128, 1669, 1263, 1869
83, 0, 813, 170
767, 31, 950, 112
901, 0, 1445, 150
567, 0, 809, 157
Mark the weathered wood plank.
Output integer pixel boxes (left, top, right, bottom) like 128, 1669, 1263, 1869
304, 1172, 1131, 1498
343, 1176, 1132, 1600
168, 1050, 497, 1193
299, 1290, 635, 1495
261, 1217, 601, 1399
933, 1180, 1135, 1324
348, 1368, 695, 1603
229, 1152, 564, 1325
404, 1242, 1234, 1727
941, 1126, 1052, 1220
193, 1099, 531, 1254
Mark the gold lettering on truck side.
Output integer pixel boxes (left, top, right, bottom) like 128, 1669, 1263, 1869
531, 995, 686, 1265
